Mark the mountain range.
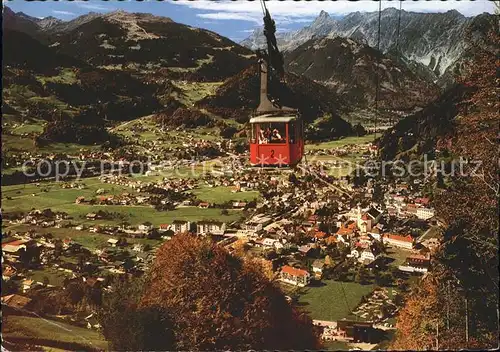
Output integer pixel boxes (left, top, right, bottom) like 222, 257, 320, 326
285, 36, 439, 110
241, 8, 497, 87
2, 6, 355, 143
2, 5, 495, 146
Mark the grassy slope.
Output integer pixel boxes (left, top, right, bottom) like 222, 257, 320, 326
111, 115, 223, 146
323, 340, 351, 351
172, 81, 223, 106
2, 114, 100, 159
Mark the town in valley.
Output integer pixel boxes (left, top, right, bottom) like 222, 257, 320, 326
2, 1, 498, 351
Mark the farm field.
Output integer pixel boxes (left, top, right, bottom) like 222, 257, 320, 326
28, 268, 73, 287
4, 224, 162, 250
2, 177, 243, 227
306, 154, 370, 178
297, 280, 374, 322
323, 340, 351, 351
2, 178, 131, 201
3, 202, 241, 227
306, 134, 377, 150
191, 185, 259, 204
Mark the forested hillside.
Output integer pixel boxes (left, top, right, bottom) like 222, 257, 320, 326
391, 30, 499, 350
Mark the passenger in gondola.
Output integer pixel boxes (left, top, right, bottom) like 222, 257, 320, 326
264, 127, 272, 143
271, 128, 282, 142
258, 128, 267, 144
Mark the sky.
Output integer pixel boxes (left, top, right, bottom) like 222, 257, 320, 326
4, 0, 497, 42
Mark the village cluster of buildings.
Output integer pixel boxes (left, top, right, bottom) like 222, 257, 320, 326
2, 140, 442, 345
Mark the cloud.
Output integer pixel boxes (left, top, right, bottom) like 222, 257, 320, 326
292, 18, 318, 23
73, 1, 113, 11
52, 10, 76, 16
276, 16, 316, 25
197, 12, 261, 24
197, 10, 316, 27
240, 28, 258, 33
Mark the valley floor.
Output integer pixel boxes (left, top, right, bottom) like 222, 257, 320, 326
2, 131, 416, 351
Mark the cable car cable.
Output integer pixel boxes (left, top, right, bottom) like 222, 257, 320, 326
393, 0, 403, 126
259, 0, 266, 16
374, 0, 382, 141
396, 0, 402, 52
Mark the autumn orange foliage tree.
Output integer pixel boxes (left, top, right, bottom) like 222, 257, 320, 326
141, 233, 320, 350
392, 27, 499, 350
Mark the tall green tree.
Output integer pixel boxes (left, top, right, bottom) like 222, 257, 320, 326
98, 277, 175, 351
355, 266, 370, 285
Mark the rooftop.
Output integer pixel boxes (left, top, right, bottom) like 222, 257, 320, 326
383, 233, 414, 243
2, 239, 27, 248
1, 294, 32, 309
250, 114, 298, 124
282, 265, 309, 277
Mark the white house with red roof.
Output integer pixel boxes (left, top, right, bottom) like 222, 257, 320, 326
159, 224, 170, 232
382, 233, 414, 250
2, 239, 30, 259
279, 265, 311, 287
399, 254, 431, 273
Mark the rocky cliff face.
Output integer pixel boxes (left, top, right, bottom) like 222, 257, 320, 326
45, 12, 103, 33
242, 9, 498, 85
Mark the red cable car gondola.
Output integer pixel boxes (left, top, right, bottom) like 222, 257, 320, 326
249, 113, 304, 167
249, 2, 304, 167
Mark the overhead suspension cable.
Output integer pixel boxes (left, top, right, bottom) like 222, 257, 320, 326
259, 0, 266, 16
374, 0, 382, 140
393, 0, 403, 126
396, 0, 402, 51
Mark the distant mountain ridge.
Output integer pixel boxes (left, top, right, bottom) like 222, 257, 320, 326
3, 7, 111, 34
6, 5, 489, 135
2, 5, 356, 140
3, 7, 255, 82
197, 64, 354, 140
241, 8, 497, 86
285, 36, 440, 110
